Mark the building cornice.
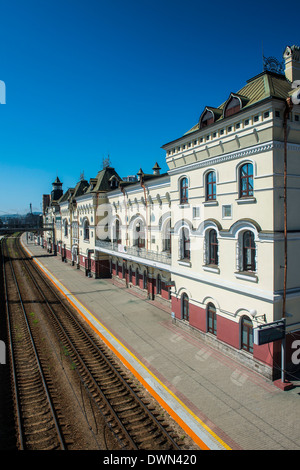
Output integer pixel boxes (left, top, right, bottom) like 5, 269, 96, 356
167, 141, 300, 176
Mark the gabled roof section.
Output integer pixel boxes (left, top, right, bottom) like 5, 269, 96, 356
72, 179, 89, 199
58, 188, 74, 204
85, 166, 123, 193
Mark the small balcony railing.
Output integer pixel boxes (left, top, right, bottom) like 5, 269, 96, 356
95, 239, 171, 265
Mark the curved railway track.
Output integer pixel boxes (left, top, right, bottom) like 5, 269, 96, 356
1, 234, 192, 451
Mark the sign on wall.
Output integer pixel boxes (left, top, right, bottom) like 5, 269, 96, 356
253, 319, 286, 346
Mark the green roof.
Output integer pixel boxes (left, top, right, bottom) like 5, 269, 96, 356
184, 71, 292, 135
85, 166, 123, 193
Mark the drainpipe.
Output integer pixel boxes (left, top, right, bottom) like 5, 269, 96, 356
120, 184, 128, 247
282, 97, 293, 319
281, 97, 293, 385
140, 174, 148, 252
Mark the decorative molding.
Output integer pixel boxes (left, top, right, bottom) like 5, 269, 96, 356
234, 272, 258, 283
167, 141, 300, 176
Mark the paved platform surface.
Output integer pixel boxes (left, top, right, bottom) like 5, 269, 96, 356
22, 236, 300, 450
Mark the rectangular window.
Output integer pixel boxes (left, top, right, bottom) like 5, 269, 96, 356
220, 129, 224, 135
275, 110, 281, 118
193, 207, 200, 219
228, 126, 232, 132
295, 114, 299, 122
244, 119, 249, 126
254, 115, 259, 122
222, 205, 232, 219
236, 123, 240, 129
264, 111, 269, 118
213, 132, 217, 138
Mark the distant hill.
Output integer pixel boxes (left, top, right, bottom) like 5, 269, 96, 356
0, 212, 42, 219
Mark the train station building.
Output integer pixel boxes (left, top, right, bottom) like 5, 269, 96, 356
42, 44, 300, 384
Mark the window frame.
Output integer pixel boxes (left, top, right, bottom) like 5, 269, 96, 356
179, 227, 190, 260
181, 293, 189, 322
206, 171, 216, 201
207, 303, 217, 335
239, 162, 254, 198
83, 218, 90, 241
208, 229, 219, 265
242, 230, 256, 272
179, 177, 189, 205
241, 316, 253, 353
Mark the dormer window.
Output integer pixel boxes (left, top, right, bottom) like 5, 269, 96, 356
224, 94, 243, 118
110, 176, 119, 189
200, 109, 214, 129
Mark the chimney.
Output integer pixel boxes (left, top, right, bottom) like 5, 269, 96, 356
283, 45, 300, 83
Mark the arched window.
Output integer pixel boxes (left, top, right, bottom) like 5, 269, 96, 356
143, 270, 147, 290
208, 229, 218, 265
83, 219, 90, 240
181, 293, 189, 321
206, 171, 216, 201
64, 220, 68, 237
180, 177, 189, 204
156, 274, 161, 295
239, 163, 253, 198
207, 303, 217, 335
114, 219, 121, 244
135, 268, 139, 286
164, 219, 171, 253
134, 221, 145, 248
179, 227, 190, 260
241, 316, 253, 353
224, 96, 241, 117
243, 231, 256, 272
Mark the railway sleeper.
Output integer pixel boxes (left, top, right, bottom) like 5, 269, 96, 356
110, 397, 135, 408
117, 409, 146, 421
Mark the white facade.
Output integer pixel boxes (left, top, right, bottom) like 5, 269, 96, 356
43, 45, 300, 381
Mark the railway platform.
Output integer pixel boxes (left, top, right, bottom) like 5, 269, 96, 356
21, 235, 300, 450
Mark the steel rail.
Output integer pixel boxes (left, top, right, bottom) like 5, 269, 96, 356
4, 235, 66, 450
18, 235, 181, 450
1, 236, 24, 450
15, 236, 138, 450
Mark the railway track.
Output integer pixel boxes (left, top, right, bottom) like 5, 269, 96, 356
1, 235, 66, 450
1, 234, 191, 451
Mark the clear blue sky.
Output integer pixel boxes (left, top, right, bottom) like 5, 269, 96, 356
0, 0, 298, 214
